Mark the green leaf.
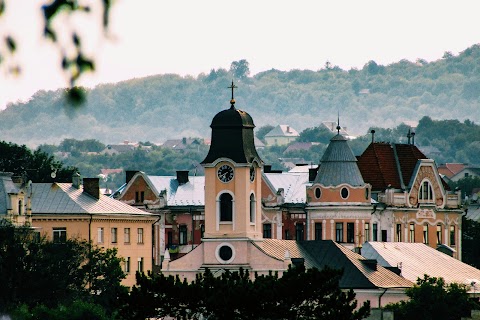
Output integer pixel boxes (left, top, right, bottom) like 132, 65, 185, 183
5, 36, 16, 53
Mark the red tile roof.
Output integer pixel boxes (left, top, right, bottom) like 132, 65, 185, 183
357, 143, 427, 191
357, 143, 400, 190
438, 163, 466, 178
394, 144, 428, 187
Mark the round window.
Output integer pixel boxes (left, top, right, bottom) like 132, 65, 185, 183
215, 243, 236, 264
219, 245, 232, 261
341, 187, 349, 199
315, 187, 321, 199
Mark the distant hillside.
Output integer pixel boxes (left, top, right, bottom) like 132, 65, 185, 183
1, 44, 480, 147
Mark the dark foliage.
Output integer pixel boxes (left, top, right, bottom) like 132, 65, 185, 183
0, 140, 77, 182
385, 275, 474, 320
0, 223, 126, 316
121, 265, 370, 320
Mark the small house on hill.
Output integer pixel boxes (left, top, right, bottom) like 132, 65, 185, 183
264, 125, 299, 146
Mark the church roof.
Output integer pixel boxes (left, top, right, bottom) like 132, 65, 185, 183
201, 106, 261, 164
256, 239, 412, 289
313, 134, 365, 187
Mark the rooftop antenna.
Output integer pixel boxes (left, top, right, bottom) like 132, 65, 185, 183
228, 80, 237, 109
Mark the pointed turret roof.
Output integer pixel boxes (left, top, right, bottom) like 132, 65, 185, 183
313, 134, 365, 187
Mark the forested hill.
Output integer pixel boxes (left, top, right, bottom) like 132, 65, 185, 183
1, 44, 480, 147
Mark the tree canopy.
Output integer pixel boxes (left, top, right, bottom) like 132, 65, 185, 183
122, 266, 370, 320
1, 44, 480, 147
0, 222, 126, 317
0, 140, 77, 182
385, 275, 474, 320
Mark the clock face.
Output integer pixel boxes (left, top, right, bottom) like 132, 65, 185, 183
217, 164, 234, 183
250, 166, 255, 182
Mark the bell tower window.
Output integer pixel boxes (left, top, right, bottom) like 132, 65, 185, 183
250, 193, 256, 223
219, 193, 233, 222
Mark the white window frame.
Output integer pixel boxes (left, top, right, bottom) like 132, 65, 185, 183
97, 227, 104, 244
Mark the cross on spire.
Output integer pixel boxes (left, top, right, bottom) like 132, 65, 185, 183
228, 81, 237, 108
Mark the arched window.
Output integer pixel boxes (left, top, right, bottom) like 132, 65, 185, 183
419, 180, 433, 202
18, 200, 23, 215
219, 193, 233, 222
249, 193, 256, 223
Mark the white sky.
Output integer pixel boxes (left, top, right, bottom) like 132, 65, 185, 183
0, 0, 479, 109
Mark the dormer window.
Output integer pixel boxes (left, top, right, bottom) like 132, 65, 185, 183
419, 180, 434, 203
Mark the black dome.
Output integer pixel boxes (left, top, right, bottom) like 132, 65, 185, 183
202, 106, 261, 165
210, 107, 255, 129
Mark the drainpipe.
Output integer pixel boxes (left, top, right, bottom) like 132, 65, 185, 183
303, 205, 309, 241
190, 207, 194, 251
88, 214, 93, 244
152, 214, 162, 266
379, 288, 388, 320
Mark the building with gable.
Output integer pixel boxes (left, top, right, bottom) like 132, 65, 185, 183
29, 176, 157, 287
262, 126, 373, 251
264, 124, 299, 146
136, 83, 413, 309
356, 137, 463, 259
0, 172, 31, 227
116, 170, 205, 265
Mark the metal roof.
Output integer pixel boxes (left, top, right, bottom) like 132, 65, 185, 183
264, 172, 309, 204
31, 183, 152, 215
466, 204, 480, 222
361, 242, 480, 291
0, 173, 19, 213
148, 175, 205, 206
256, 239, 412, 289
314, 134, 365, 187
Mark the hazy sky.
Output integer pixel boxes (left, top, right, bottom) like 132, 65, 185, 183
0, 0, 479, 109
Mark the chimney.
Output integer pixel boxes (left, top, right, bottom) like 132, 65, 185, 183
370, 129, 375, 143
11, 175, 23, 185
126, 170, 139, 184
407, 129, 411, 145
362, 259, 377, 271
411, 132, 415, 145
83, 178, 100, 199
72, 172, 81, 189
176, 170, 189, 185
286, 126, 290, 133
308, 167, 318, 182
264, 165, 272, 173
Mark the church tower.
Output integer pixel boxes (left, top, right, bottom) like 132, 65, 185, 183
162, 83, 290, 278
201, 82, 263, 241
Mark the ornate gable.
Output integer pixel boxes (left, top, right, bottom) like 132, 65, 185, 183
409, 160, 445, 208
